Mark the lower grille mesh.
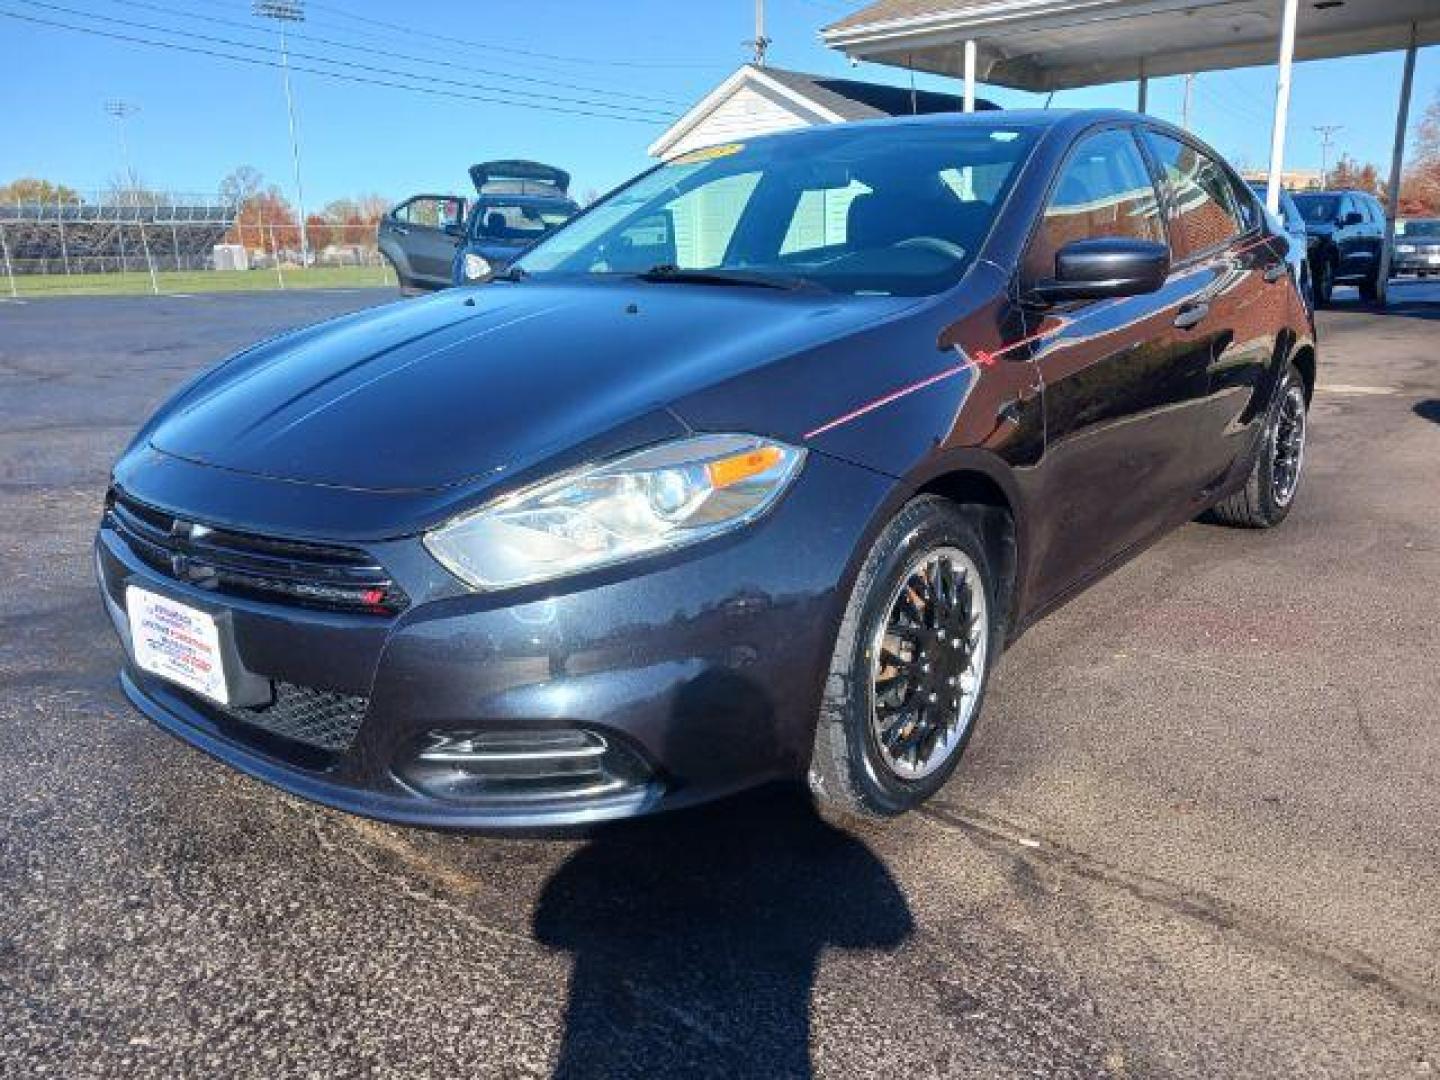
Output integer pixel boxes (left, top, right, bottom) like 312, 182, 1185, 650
211, 682, 368, 752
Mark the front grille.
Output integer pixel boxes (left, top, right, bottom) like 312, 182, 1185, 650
208, 681, 368, 752
105, 489, 407, 615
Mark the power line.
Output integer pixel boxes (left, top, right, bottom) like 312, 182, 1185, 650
0, 9, 673, 125
303, 0, 725, 70
93, 0, 692, 108
13, 1, 677, 121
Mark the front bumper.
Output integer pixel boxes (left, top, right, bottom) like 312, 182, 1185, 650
1391, 251, 1440, 274
96, 452, 894, 831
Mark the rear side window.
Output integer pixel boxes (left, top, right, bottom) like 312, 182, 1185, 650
394, 196, 465, 230
1144, 131, 1245, 256
1023, 127, 1165, 282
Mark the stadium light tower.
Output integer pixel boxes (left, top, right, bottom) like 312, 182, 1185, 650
104, 99, 139, 201
253, 0, 309, 266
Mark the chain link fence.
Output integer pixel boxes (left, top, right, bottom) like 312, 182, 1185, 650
0, 190, 394, 297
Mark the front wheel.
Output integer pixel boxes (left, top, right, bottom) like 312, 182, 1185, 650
809, 497, 1003, 818
1208, 363, 1308, 529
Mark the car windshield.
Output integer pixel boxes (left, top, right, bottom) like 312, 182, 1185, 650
512, 122, 1040, 296
470, 199, 576, 241
1398, 219, 1440, 237
1293, 194, 1341, 224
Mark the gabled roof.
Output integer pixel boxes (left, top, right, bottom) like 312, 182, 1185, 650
648, 63, 996, 158
757, 65, 997, 120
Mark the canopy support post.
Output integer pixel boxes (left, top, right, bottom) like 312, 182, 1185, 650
1137, 58, 1147, 113
1377, 23, 1418, 307
963, 39, 977, 112
1265, 0, 1300, 214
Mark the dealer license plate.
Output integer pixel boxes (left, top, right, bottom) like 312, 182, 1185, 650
126, 585, 230, 704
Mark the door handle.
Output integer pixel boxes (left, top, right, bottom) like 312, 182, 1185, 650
1263, 262, 1287, 284
1173, 302, 1210, 330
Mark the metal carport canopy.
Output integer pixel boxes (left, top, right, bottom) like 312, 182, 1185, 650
823, 0, 1438, 302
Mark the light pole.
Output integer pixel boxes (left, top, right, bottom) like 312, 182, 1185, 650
104, 99, 138, 199
104, 98, 158, 293
254, 0, 309, 266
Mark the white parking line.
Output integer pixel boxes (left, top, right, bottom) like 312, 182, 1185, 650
1317, 384, 1398, 395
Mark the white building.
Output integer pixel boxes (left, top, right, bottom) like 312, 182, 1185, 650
648, 64, 995, 161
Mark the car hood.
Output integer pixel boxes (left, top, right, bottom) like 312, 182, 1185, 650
146, 281, 912, 494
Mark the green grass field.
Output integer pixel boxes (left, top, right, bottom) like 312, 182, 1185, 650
5, 265, 396, 298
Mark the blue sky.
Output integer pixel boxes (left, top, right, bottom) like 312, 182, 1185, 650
2, 0, 1436, 208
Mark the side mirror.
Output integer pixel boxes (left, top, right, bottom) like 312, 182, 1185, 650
444, 221, 466, 239
1028, 237, 1170, 304
1342, 211, 1365, 227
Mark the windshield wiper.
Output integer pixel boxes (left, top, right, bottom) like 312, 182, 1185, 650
493, 264, 529, 282
638, 264, 825, 292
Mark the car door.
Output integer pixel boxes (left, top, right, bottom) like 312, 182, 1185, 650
379, 195, 467, 287
1020, 125, 1215, 607
1142, 129, 1278, 495
1335, 195, 1368, 278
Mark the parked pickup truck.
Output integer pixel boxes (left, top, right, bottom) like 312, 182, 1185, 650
378, 161, 580, 291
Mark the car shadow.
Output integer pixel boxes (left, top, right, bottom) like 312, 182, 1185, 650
533, 784, 914, 1079
1414, 399, 1440, 425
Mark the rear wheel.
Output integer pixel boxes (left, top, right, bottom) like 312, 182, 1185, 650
809, 497, 1003, 818
1208, 363, 1308, 529
1359, 270, 1380, 302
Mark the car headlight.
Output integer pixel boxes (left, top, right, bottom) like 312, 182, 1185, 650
424, 434, 806, 590
1396, 244, 1416, 254
462, 253, 492, 281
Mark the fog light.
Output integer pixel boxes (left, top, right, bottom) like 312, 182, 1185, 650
397, 728, 651, 803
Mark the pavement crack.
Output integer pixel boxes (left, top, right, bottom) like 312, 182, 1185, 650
919, 801, 1440, 1015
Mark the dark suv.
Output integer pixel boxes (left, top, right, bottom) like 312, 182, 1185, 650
378, 161, 579, 292
1292, 189, 1387, 304
98, 112, 1314, 830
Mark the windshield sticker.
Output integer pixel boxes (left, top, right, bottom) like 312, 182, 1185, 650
671, 143, 745, 165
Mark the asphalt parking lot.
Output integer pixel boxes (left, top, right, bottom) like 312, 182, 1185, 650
2, 281, 1438, 1078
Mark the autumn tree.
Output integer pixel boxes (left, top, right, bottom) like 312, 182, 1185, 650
305, 213, 337, 251
225, 185, 299, 252
1328, 155, 1382, 195
0, 177, 80, 204
1399, 91, 1440, 216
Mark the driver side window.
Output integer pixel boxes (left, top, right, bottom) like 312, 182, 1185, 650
1023, 128, 1165, 283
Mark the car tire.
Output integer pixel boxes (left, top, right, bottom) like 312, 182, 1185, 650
1312, 255, 1335, 308
1208, 363, 1308, 529
808, 496, 1004, 818
1359, 271, 1380, 302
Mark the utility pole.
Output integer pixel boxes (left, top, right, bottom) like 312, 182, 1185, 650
104, 99, 138, 200
1314, 124, 1343, 188
747, 0, 770, 67
1181, 74, 1194, 131
254, 0, 309, 267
